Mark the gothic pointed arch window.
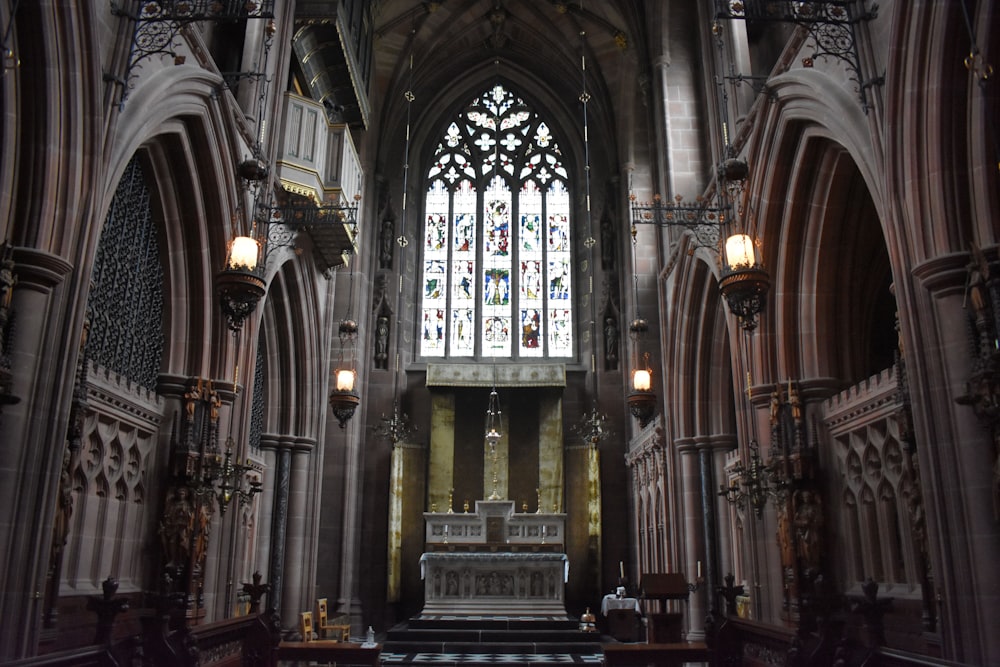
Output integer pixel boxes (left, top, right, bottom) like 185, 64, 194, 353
419, 83, 573, 359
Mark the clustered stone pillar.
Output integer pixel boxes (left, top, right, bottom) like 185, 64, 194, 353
266, 445, 291, 617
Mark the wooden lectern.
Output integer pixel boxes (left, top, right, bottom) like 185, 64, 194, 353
639, 573, 689, 643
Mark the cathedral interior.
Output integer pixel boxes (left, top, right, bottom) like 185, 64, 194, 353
0, 0, 998, 665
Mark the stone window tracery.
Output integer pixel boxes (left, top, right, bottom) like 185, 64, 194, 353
419, 84, 573, 359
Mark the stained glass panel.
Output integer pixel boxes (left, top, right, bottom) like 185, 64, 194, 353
484, 315, 511, 356
519, 180, 544, 357
422, 309, 446, 353
451, 308, 475, 355
546, 181, 572, 356
484, 268, 510, 306
520, 308, 542, 353
420, 180, 449, 356
548, 308, 573, 356
482, 176, 512, 355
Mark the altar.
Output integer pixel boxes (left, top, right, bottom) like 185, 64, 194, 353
420, 500, 569, 616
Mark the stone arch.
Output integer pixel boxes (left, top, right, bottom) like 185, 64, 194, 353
666, 249, 734, 438
743, 73, 896, 386
258, 260, 332, 440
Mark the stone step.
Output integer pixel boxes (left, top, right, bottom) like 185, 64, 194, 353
383, 639, 605, 654
381, 654, 604, 667
383, 614, 610, 664
383, 635, 601, 653
403, 616, 582, 632
386, 628, 598, 643
381, 652, 604, 667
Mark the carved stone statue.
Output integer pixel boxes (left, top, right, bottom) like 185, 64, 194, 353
160, 486, 195, 567
379, 214, 395, 269
794, 489, 823, 570
375, 315, 390, 369
965, 242, 991, 324
775, 497, 795, 569
191, 501, 211, 570
600, 215, 615, 270
604, 317, 619, 370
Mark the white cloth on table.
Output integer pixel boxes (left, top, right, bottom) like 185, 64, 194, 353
601, 594, 640, 616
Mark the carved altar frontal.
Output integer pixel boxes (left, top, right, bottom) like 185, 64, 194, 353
420, 552, 569, 615
420, 501, 569, 616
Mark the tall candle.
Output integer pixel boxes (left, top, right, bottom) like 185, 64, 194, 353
620, 561, 624, 578
697, 560, 702, 578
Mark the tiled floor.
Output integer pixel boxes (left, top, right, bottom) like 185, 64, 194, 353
381, 651, 604, 664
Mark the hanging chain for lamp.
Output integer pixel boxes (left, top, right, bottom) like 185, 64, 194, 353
329, 249, 360, 428
377, 32, 418, 446
485, 379, 502, 500
706, 19, 768, 332
480, 55, 505, 498
574, 25, 611, 444
627, 199, 656, 426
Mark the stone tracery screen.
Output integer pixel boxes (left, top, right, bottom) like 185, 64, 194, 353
420, 84, 573, 359
821, 369, 923, 593
60, 154, 167, 596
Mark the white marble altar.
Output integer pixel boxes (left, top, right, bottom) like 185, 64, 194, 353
420, 500, 569, 615
424, 500, 565, 548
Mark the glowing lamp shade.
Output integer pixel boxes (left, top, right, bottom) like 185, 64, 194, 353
725, 234, 756, 270
632, 368, 652, 392
228, 236, 260, 271
335, 368, 356, 392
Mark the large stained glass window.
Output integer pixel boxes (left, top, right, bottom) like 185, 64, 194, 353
419, 84, 573, 359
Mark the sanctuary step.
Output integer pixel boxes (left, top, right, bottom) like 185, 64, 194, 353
381, 614, 606, 666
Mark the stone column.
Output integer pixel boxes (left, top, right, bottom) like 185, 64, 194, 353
255, 439, 278, 588
911, 253, 1000, 663
698, 444, 718, 615
281, 442, 313, 629
0, 248, 72, 660
677, 438, 704, 640
336, 419, 366, 631
713, 439, 737, 590
266, 444, 291, 618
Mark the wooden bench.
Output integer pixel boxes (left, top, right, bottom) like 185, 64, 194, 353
275, 640, 381, 666
602, 641, 710, 666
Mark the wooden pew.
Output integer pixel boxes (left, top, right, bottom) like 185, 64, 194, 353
602, 641, 710, 666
